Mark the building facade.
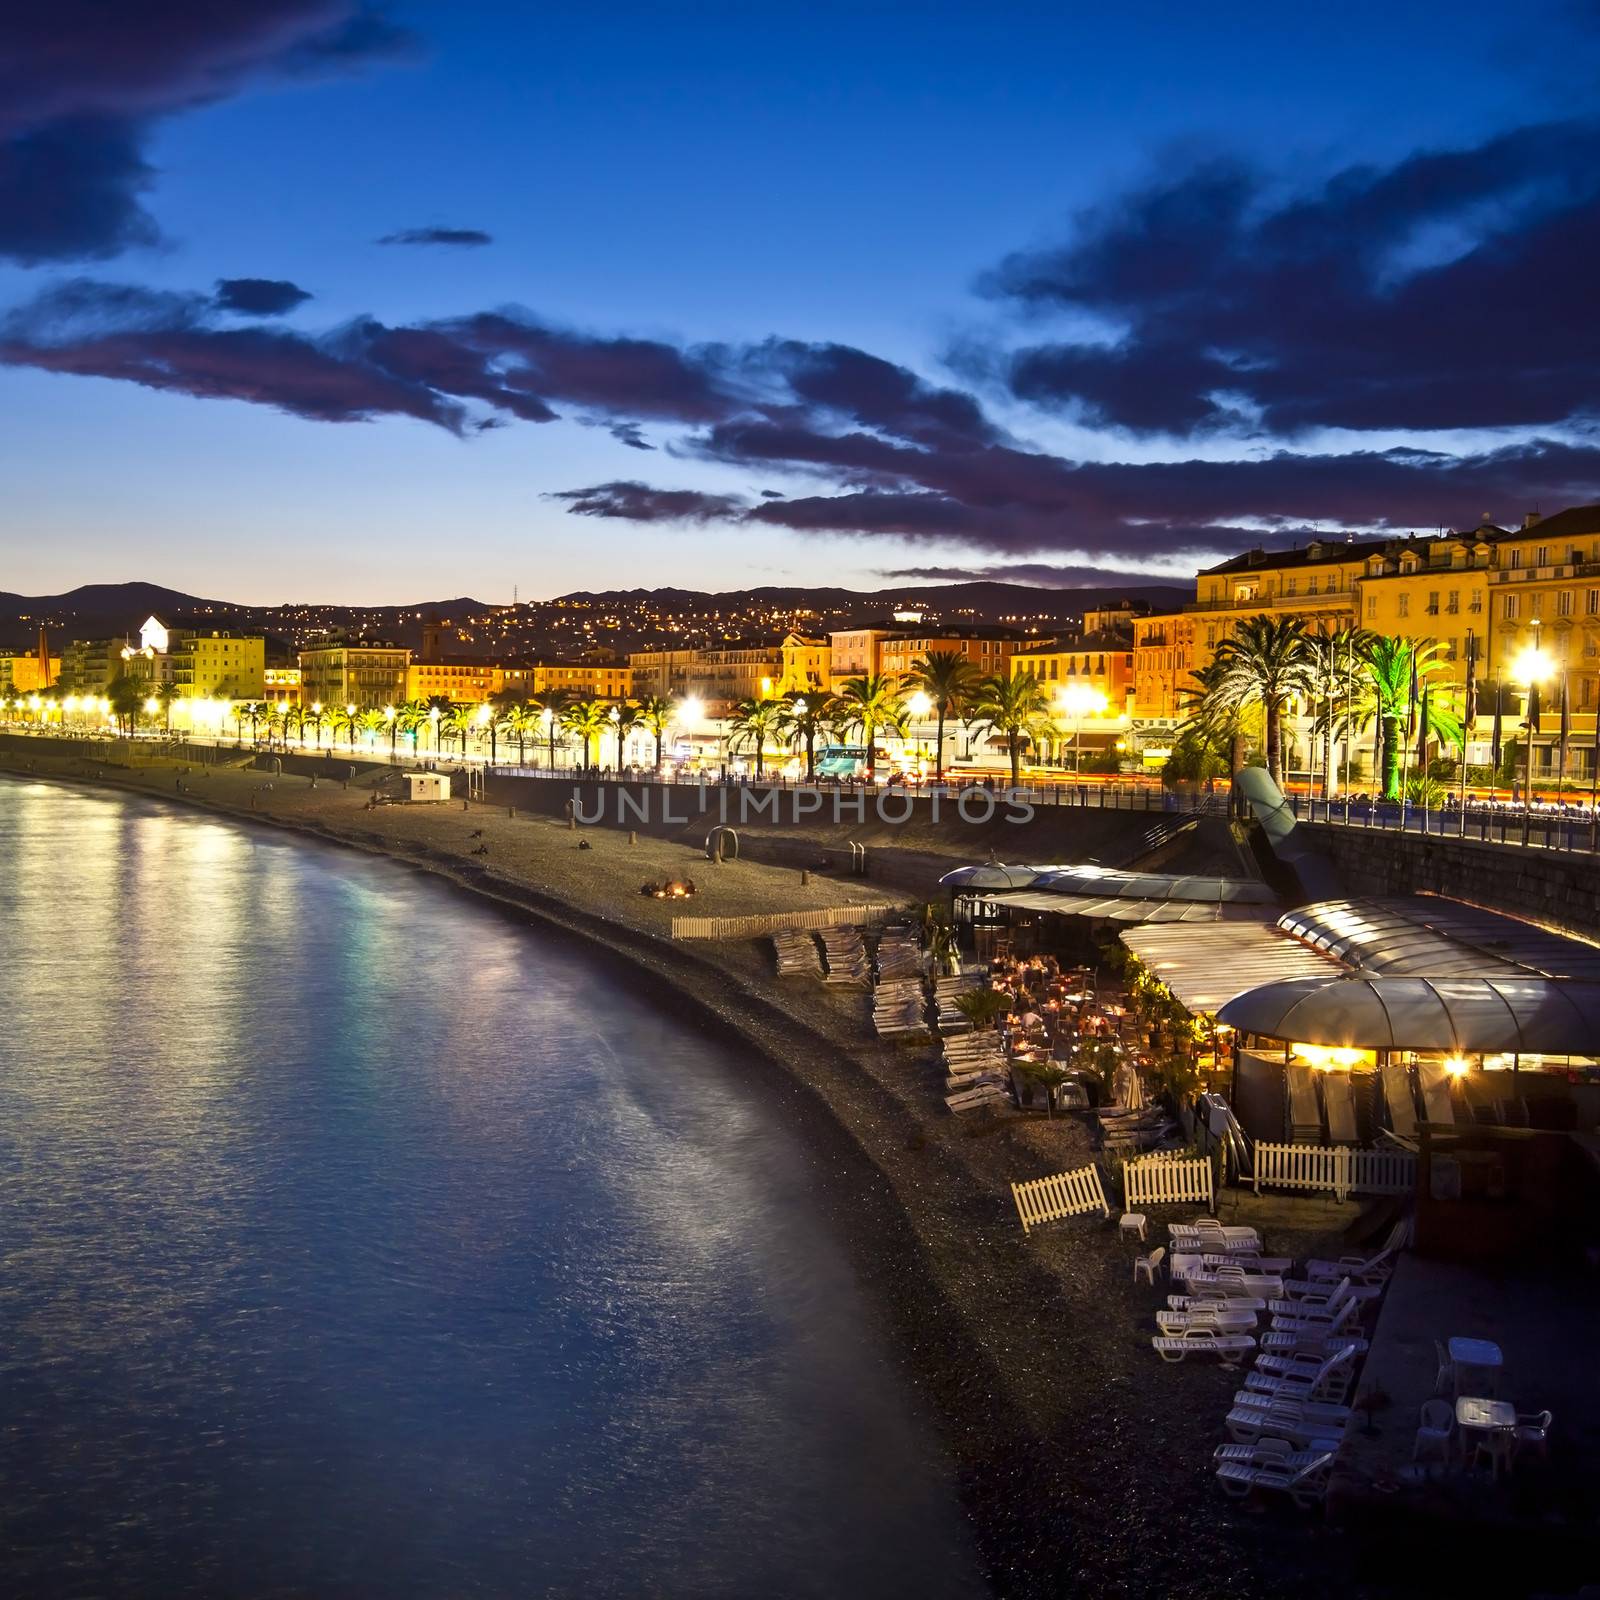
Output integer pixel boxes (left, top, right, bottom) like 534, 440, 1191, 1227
875, 626, 1028, 682
298, 643, 411, 711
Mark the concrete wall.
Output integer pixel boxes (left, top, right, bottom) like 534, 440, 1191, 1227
1301, 821, 1600, 943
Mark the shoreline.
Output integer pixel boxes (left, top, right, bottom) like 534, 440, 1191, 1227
0, 749, 1363, 1599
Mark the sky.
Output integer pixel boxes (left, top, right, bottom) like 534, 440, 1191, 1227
3, 0, 1600, 604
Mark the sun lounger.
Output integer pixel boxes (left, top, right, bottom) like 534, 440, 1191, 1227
1246, 1344, 1359, 1403
1285, 1062, 1323, 1144
1272, 1275, 1383, 1308
1200, 1252, 1292, 1273
1381, 1060, 1419, 1144
1258, 1331, 1368, 1357
1322, 1070, 1359, 1146
772, 930, 823, 978
1167, 1294, 1266, 1314
1157, 1307, 1257, 1334
1225, 1397, 1351, 1448
1169, 1222, 1261, 1253
1182, 1266, 1283, 1298
1150, 1329, 1255, 1365
1213, 1441, 1335, 1474
1269, 1293, 1362, 1338
945, 1084, 1011, 1114
1215, 1450, 1334, 1508
1416, 1060, 1456, 1126
1302, 1218, 1409, 1286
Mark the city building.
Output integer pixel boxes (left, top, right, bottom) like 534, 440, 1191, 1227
298, 642, 411, 711
407, 657, 505, 705
629, 643, 778, 712
264, 665, 302, 704
826, 627, 896, 685
1131, 612, 1197, 723
875, 625, 1029, 682
525, 660, 634, 700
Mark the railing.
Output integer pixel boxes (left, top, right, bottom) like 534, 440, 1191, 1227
1288, 792, 1600, 855
1010, 1165, 1111, 1233
1123, 1154, 1213, 1209
1253, 1142, 1417, 1202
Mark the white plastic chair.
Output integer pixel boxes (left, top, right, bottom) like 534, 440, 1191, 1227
1134, 1245, 1165, 1285
1412, 1399, 1452, 1468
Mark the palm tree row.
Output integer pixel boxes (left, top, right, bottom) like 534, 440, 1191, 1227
1183, 615, 1465, 799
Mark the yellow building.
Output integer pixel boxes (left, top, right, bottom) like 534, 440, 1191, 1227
170, 632, 266, 700
0, 652, 60, 695
299, 643, 411, 711
628, 643, 779, 711
1010, 632, 1135, 707
263, 666, 301, 704
525, 661, 634, 701
877, 626, 1028, 683
407, 658, 504, 704
778, 632, 829, 696
825, 627, 895, 686
1131, 613, 1195, 722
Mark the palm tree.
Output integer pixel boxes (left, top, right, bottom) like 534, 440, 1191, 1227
281, 701, 305, 749
777, 690, 835, 779
503, 702, 539, 766
1207, 615, 1316, 784
906, 651, 979, 779
332, 703, 362, 751
609, 700, 641, 771
437, 701, 473, 758
560, 697, 610, 770
1304, 627, 1376, 798
396, 699, 429, 755
107, 672, 145, 737
635, 695, 674, 773
358, 708, 386, 751
728, 695, 785, 776
1176, 658, 1257, 781
834, 674, 907, 779
969, 671, 1051, 786
1349, 637, 1462, 801
485, 687, 524, 764
156, 680, 181, 735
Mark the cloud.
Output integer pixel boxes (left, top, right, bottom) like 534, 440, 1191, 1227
213, 277, 313, 315
983, 120, 1600, 438
878, 563, 1187, 587
1, 3, 412, 264
378, 226, 493, 247
548, 481, 746, 522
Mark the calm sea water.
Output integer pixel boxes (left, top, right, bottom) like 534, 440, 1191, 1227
0, 780, 983, 1599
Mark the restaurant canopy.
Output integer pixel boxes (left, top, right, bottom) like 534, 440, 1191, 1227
1278, 897, 1600, 980
1118, 923, 1343, 1014
942, 862, 1277, 905
1217, 974, 1600, 1055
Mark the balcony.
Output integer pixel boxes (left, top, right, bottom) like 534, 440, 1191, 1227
1184, 591, 1353, 613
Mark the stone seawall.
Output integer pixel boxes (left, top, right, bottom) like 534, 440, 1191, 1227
1300, 821, 1600, 942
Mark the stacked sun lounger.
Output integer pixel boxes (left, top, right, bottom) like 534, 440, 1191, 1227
1096, 1104, 1180, 1154
1285, 1063, 1323, 1145
1209, 1218, 1412, 1506
818, 927, 870, 986
942, 1032, 1011, 1113
872, 978, 929, 1040
932, 972, 982, 1033
874, 926, 924, 982
772, 929, 823, 978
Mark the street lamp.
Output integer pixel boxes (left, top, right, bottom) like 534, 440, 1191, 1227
1057, 684, 1108, 774
1514, 639, 1554, 834
539, 704, 555, 770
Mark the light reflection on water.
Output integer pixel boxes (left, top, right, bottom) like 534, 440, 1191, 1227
0, 782, 983, 1598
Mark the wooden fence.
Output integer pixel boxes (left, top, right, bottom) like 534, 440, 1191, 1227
1123, 1154, 1213, 1210
1011, 1165, 1110, 1233
1254, 1142, 1418, 1202
671, 905, 883, 940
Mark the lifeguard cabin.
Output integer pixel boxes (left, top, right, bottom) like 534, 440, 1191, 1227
405, 772, 450, 804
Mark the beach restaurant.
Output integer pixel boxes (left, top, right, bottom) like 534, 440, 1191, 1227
943, 860, 1600, 1148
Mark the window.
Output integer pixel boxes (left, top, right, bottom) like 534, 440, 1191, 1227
1469, 592, 1483, 613
1559, 590, 1574, 617
1537, 547, 1550, 567
1365, 596, 1377, 619
1426, 591, 1439, 615
1509, 549, 1522, 569
1446, 590, 1459, 614
1588, 589, 1600, 616
1397, 594, 1410, 618
1307, 575, 1319, 595
1285, 578, 1297, 596
1503, 594, 1519, 620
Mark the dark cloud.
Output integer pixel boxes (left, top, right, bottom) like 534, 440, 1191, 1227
213, 277, 312, 315
608, 422, 653, 450
1, 4, 412, 264
378, 227, 493, 247
879, 563, 1183, 586
984, 120, 1600, 437
549, 481, 746, 523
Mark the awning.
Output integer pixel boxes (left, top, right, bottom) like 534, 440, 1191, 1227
973, 891, 1268, 923
941, 861, 1276, 905
1120, 923, 1345, 1014
1218, 974, 1600, 1055
1278, 897, 1600, 980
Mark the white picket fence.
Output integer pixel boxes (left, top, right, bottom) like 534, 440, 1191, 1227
1254, 1142, 1418, 1202
1123, 1155, 1213, 1210
671, 905, 880, 940
1011, 1165, 1110, 1233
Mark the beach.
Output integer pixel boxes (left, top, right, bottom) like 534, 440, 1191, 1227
0, 740, 1370, 1599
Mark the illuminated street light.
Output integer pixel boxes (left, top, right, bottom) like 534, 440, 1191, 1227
1056, 683, 1109, 774
907, 689, 932, 718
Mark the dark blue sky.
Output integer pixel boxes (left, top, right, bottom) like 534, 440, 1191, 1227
4, 1, 1599, 602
